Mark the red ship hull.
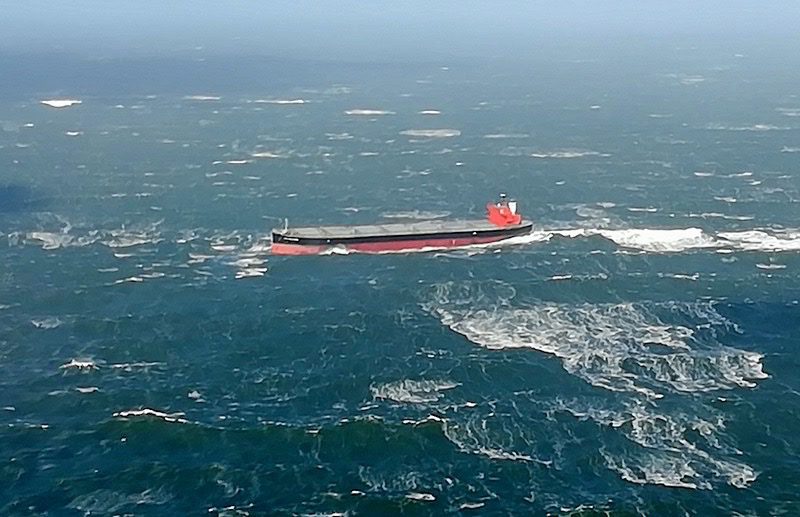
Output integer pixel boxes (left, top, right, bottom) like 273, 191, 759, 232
271, 233, 521, 255
271, 199, 531, 256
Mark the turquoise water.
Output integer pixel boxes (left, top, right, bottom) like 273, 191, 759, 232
2, 44, 800, 515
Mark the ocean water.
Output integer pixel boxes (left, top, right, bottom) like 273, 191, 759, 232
2, 41, 800, 515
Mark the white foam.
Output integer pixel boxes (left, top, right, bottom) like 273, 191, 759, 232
428, 288, 766, 399
418, 110, 441, 115
776, 107, 800, 117
529, 149, 610, 158
564, 399, 760, 489
65, 131, 83, 137
483, 133, 530, 139
183, 95, 220, 101
326, 132, 353, 141
405, 493, 435, 502
113, 408, 188, 424
112, 276, 144, 284
40, 99, 81, 108
60, 359, 98, 371
439, 412, 540, 464
26, 231, 75, 250
235, 268, 267, 279
251, 99, 307, 104
372, 379, 459, 404
250, 151, 287, 158
429, 284, 767, 487
31, 317, 62, 329
596, 228, 719, 253
345, 109, 394, 116
756, 263, 786, 270
400, 129, 461, 138
705, 123, 790, 131
109, 361, 162, 371
718, 229, 800, 252
780, 146, 800, 153
76, 386, 100, 394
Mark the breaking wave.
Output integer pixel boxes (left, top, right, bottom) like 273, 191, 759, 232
717, 229, 800, 252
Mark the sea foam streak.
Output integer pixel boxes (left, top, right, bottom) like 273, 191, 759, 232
428, 292, 765, 398
372, 379, 459, 404
400, 129, 461, 138
426, 282, 767, 488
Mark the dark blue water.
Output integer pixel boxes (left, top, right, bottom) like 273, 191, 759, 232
1, 41, 800, 515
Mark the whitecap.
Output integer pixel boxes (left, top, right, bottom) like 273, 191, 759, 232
326, 132, 353, 141
345, 109, 395, 116
112, 276, 144, 284
400, 129, 461, 138
718, 229, 800, 252
530, 149, 610, 158
183, 95, 220, 101
26, 231, 74, 250
596, 228, 719, 253
251, 99, 307, 105
250, 151, 287, 159
109, 361, 162, 371
235, 268, 267, 279
31, 317, 62, 329
60, 359, 98, 371
40, 99, 82, 108
705, 123, 790, 131
405, 492, 435, 502
418, 110, 441, 115
76, 386, 100, 394
113, 408, 188, 424
755, 263, 786, 270
483, 133, 529, 139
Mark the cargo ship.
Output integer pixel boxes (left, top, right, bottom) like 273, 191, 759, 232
271, 194, 532, 255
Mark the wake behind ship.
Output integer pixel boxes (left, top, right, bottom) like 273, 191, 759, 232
271, 195, 532, 255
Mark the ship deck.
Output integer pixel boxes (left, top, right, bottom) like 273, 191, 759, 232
275, 219, 530, 240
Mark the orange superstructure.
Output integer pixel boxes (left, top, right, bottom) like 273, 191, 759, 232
486, 194, 522, 226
